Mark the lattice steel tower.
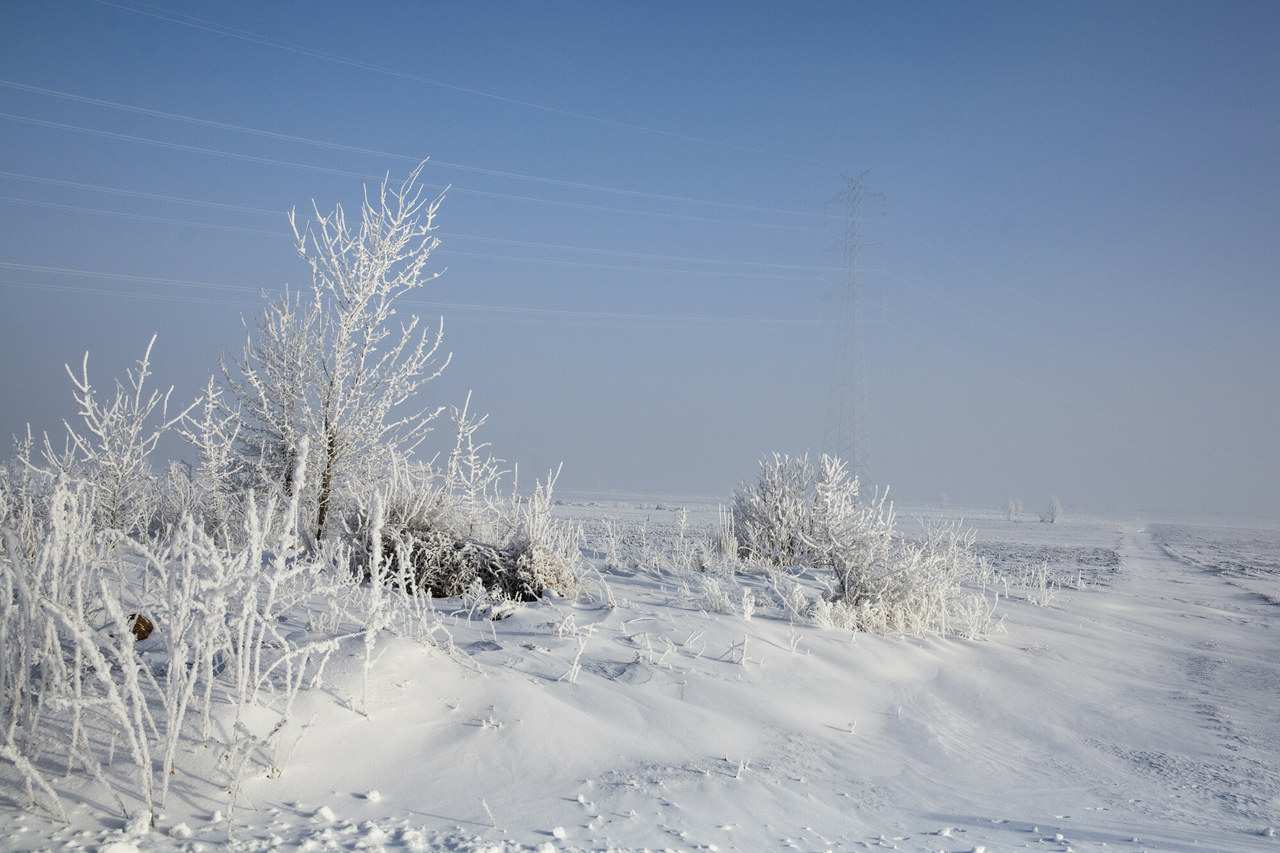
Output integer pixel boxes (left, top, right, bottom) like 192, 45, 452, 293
824, 172, 881, 487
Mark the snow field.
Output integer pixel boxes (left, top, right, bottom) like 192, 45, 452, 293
2, 504, 1279, 851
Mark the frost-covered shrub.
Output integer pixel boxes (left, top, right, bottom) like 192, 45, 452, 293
731, 453, 817, 564
60, 336, 192, 537
0, 478, 104, 821
732, 452, 995, 637
0, 431, 49, 561
820, 518, 996, 637
805, 456, 895, 602
350, 408, 581, 601
370, 524, 557, 602
507, 470, 583, 598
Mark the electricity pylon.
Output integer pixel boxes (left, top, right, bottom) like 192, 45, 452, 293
824, 172, 881, 488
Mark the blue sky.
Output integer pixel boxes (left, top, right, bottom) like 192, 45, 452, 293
2, 1, 1278, 518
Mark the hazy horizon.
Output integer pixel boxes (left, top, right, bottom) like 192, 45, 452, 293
3, 2, 1278, 519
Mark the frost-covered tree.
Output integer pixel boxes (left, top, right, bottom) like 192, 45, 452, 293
1005, 499, 1022, 522
226, 164, 450, 542
1040, 496, 1063, 524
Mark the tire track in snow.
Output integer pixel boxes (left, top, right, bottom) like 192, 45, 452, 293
1093, 525, 1280, 829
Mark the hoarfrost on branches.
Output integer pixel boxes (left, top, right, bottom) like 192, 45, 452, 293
226, 163, 451, 543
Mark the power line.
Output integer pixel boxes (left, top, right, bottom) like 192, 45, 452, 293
405, 300, 838, 328
0, 170, 281, 217
0, 263, 836, 327
87, 0, 861, 173
0, 195, 289, 237
440, 233, 834, 273
437, 248, 825, 281
0, 191, 835, 280
0, 261, 264, 295
16, 4, 1149, 358
0, 79, 829, 221
0, 112, 1134, 384
0, 113, 826, 231
0, 111, 385, 179
0, 278, 258, 307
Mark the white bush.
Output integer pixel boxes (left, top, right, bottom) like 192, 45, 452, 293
507, 467, 583, 599
352, 409, 581, 602
732, 452, 995, 638
0, 430, 47, 561
731, 453, 816, 565
59, 336, 193, 537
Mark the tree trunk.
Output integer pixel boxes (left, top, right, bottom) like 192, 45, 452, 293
315, 428, 338, 543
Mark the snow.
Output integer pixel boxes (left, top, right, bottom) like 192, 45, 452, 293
2, 503, 1280, 851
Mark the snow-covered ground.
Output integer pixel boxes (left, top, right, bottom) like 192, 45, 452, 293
3, 503, 1278, 852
